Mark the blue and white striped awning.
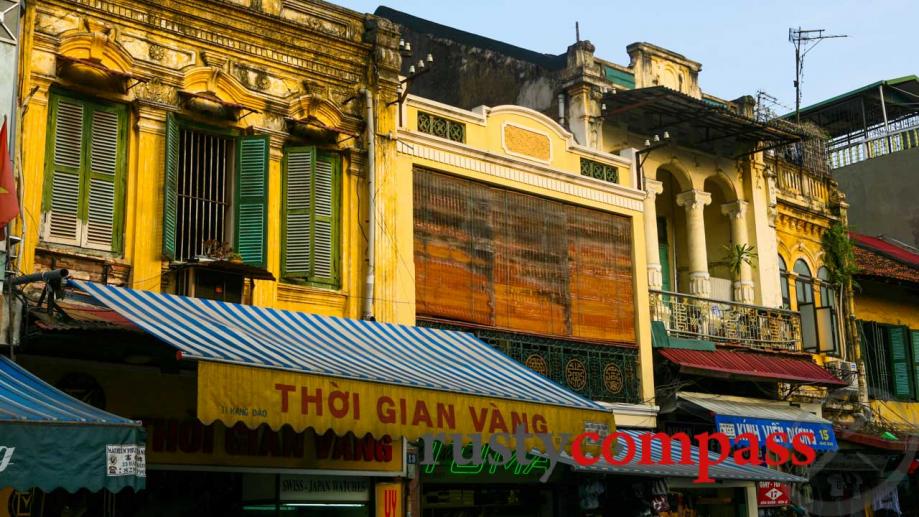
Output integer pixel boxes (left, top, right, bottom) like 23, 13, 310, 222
560, 429, 806, 482
0, 355, 137, 426
72, 280, 601, 411
0, 356, 146, 492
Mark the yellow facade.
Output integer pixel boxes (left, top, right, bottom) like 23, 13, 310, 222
16, 0, 402, 320
856, 280, 919, 428
392, 96, 656, 427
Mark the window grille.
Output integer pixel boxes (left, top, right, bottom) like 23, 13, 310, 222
417, 111, 465, 143
580, 158, 619, 184
175, 129, 233, 261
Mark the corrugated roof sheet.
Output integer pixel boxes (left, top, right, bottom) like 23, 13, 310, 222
658, 348, 847, 386
851, 232, 919, 267
679, 392, 829, 424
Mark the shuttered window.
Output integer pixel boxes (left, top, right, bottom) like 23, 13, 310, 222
235, 136, 268, 267
282, 147, 340, 286
911, 330, 919, 402
887, 325, 914, 400
42, 94, 126, 252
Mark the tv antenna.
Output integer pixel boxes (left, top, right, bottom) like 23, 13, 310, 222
789, 27, 847, 122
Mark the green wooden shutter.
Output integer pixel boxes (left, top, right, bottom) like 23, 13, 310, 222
236, 135, 269, 266
312, 151, 340, 285
84, 108, 122, 251
887, 325, 914, 400
162, 113, 179, 260
911, 330, 919, 402
45, 97, 84, 245
282, 147, 314, 277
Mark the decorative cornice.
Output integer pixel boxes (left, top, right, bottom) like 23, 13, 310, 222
398, 131, 644, 213
43, 0, 368, 86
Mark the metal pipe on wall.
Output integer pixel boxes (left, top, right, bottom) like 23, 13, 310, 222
361, 88, 376, 321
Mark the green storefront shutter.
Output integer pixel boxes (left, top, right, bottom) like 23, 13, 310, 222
887, 325, 914, 400
45, 97, 84, 245
311, 151, 340, 285
911, 330, 919, 402
84, 108, 122, 251
236, 135, 269, 266
162, 113, 180, 261
282, 147, 314, 277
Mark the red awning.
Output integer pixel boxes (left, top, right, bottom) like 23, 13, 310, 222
835, 427, 916, 452
658, 348, 847, 387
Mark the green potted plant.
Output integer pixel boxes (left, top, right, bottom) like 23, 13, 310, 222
722, 243, 758, 278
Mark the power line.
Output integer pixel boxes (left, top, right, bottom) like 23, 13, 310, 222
789, 27, 847, 122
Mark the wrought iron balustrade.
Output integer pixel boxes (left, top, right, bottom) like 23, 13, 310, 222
650, 290, 801, 351
418, 319, 641, 404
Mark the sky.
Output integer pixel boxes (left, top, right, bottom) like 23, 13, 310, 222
334, 0, 917, 113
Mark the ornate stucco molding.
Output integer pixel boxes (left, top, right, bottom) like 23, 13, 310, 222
397, 132, 645, 213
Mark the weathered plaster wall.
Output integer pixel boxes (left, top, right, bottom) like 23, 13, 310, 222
834, 146, 919, 248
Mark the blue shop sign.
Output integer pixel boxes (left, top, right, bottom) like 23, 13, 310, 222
715, 415, 838, 452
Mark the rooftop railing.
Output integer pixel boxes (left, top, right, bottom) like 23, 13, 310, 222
827, 114, 919, 169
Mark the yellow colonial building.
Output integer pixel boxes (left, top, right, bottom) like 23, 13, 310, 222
16, 0, 403, 321
391, 94, 656, 421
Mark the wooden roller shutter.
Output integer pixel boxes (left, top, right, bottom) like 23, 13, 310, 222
413, 168, 636, 344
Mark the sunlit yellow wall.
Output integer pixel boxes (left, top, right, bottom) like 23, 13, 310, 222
16, 0, 402, 320
854, 283, 919, 329
393, 96, 656, 408
872, 399, 919, 430
857, 282, 919, 425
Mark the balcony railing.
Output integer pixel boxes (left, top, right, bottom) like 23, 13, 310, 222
826, 114, 919, 169
775, 161, 831, 206
650, 290, 802, 352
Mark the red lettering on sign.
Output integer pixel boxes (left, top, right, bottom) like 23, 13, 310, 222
378, 396, 396, 424
469, 407, 488, 432
436, 403, 456, 430
301, 387, 323, 416
275, 384, 295, 413
384, 488, 398, 516
511, 412, 528, 433
532, 414, 548, 433
411, 401, 433, 427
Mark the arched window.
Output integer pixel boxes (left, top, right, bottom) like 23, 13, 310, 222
778, 256, 790, 309
818, 267, 835, 307
794, 259, 813, 305
818, 267, 840, 355
794, 259, 818, 352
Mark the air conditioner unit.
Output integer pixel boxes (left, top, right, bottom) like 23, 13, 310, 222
825, 359, 859, 392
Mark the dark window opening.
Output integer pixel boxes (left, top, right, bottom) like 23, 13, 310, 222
176, 129, 234, 262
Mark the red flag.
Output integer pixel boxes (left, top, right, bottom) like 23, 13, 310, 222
0, 117, 19, 233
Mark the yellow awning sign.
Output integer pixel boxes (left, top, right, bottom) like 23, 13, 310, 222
197, 361, 615, 451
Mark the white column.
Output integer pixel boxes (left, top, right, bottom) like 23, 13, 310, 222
643, 179, 665, 290
676, 189, 712, 297
722, 200, 755, 303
